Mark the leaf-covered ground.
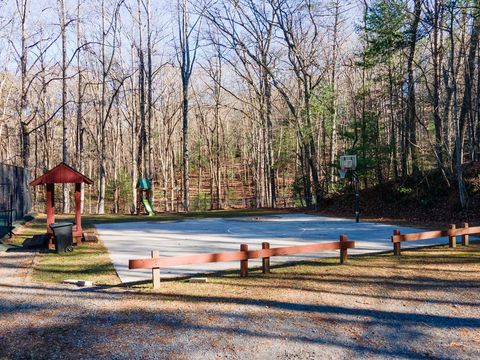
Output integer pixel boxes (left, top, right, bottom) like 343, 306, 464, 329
318, 162, 480, 227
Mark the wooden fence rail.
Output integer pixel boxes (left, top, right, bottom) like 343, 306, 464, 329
129, 235, 355, 289
391, 222, 479, 255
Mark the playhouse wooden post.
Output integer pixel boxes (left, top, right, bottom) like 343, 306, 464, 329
74, 183, 82, 233
74, 182, 82, 242
46, 183, 55, 233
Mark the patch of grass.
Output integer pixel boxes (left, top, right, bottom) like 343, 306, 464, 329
79, 208, 293, 228
3, 216, 46, 246
32, 242, 118, 285
129, 242, 480, 293
3, 214, 118, 285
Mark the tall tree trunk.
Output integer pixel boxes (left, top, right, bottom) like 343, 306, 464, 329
146, 0, 153, 179
76, 0, 85, 212
182, 80, 190, 211
19, 0, 29, 169
459, 1, 480, 161
432, 0, 444, 170
178, 0, 198, 212
329, 0, 340, 188
449, 6, 467, 209
404, 0, 421, 177
262, 65, 275, 208
137, 0, 147, 179
97, 0, 107, 214
59, 0, 70, 213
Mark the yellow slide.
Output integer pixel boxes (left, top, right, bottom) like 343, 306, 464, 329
142, 198, 155, 216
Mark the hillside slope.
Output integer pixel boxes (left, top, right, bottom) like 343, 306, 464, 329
318, 162, 480, 225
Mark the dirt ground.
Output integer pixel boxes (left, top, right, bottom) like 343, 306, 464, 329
1, 242, 479, 360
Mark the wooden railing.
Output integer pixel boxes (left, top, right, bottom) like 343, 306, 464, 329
391, 222, 479, 256
129, 235, 355, 289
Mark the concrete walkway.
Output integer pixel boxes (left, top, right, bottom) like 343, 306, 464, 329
96, 214, 448, 283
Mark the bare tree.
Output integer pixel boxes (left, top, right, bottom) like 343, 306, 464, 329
58, 0, 71, 213
177, 0, 201, 212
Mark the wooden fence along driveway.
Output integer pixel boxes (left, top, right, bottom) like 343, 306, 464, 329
391, 222, 479, 255
129, 235, 355, 289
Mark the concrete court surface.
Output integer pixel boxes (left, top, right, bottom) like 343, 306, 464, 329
96, 213, 450, 283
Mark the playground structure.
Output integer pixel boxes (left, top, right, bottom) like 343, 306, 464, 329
30, 162, 93, 242
136, 178, 156, 216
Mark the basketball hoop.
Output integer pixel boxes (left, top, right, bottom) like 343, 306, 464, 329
339, 155, 357, 171
338, 154, 360, 223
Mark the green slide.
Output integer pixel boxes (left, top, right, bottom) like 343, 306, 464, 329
142, 198, 156, 216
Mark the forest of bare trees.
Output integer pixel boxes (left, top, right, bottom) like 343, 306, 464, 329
0, 0, 479, 213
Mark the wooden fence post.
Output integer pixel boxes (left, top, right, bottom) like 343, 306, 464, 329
449, 224, 456, 248
151, 250, 160, 289
393, 229, 401, 256
339, 235, 348, 264
262, 242, 270, 274
462, 223, 469, 246
240, 244, 248, 277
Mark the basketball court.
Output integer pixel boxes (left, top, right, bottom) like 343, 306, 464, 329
96, 213, 450, 283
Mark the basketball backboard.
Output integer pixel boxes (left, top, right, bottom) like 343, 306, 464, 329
339, 155, 357, 171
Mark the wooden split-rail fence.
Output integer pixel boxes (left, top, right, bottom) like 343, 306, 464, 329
391, 222, 479, 255
129, 235, 355, 289
129, 223, 478, 289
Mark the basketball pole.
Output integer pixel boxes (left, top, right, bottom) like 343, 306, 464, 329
339, 155, 359, 223
353, 170, 360, 223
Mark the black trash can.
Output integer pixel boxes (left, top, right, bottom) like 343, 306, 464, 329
50, 222, 74, 253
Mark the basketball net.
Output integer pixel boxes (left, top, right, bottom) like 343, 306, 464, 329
339, 168, 347, 179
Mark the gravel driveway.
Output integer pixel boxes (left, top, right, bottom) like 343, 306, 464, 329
1, 243, 479, 359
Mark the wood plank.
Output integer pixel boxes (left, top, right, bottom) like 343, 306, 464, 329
129, 250, 248, 269
391, 226, 480, 243
247, 241, 354, 258
391, 230, 447, 243
448, 226, 480, 236
129, 240, 355, 270
83, 232, 98, 243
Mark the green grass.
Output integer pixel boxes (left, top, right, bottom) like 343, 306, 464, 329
31, 242, 118, 285
79, 208, 292, 228
2, 215, 118, 285
3, 216, 45, 246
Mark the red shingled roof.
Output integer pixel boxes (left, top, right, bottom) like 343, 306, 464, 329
30, 162, 94, 186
